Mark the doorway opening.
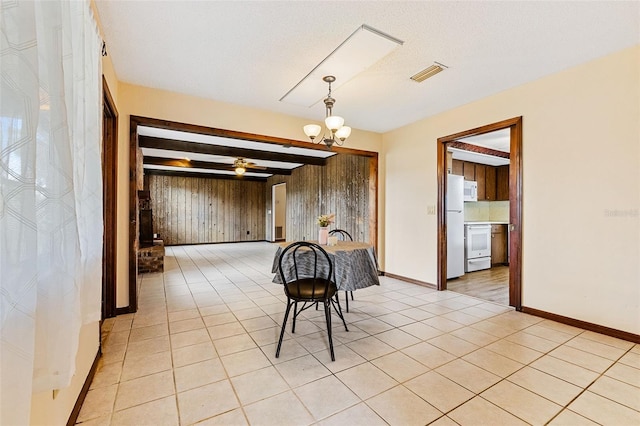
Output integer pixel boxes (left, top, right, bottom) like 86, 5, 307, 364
437, 117, 523, 309
101, 77, 118, 320
272, 183, 286, 242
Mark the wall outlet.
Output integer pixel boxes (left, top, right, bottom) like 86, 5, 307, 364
427, 205, 436, 215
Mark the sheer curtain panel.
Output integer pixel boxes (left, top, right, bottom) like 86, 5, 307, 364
0, 1, 103, 424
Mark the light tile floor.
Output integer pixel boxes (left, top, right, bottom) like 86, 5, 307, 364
78, 242, 640, 426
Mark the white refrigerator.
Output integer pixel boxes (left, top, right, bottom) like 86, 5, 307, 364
446, 174, 465, 279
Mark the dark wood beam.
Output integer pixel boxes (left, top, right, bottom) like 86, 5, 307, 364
131, 115, 335, 152
139, 135, 327, 166
144, 169, 267, 182
130, 115, 378, 157
449, 141, 510, 159
143, 156, 293, 175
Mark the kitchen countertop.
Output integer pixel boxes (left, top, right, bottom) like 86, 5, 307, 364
464, 221, 509, 225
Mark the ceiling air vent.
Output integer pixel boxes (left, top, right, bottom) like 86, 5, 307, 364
410, 62, 448, 82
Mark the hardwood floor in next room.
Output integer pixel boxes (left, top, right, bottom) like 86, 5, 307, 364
447, 266, 509, 305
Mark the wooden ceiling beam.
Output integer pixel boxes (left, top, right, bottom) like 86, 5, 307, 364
144, 169, 267, 182
139, 135, 328, 166
449, 141, 510, 159
143, 156, 293, 175
131, 115, 334, 152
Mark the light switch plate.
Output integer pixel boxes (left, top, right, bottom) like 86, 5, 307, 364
427, 205, 436, 215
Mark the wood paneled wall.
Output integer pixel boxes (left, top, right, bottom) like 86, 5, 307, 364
146, 175, 266, 245
265, 154, 371, 243
145, 153, 371, 245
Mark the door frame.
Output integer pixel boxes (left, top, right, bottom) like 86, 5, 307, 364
437, 116, 523, 309
102, 76, 118, 319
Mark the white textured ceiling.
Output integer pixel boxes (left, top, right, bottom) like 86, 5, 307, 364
95, 1, 639, 135
451, 129, 511, 166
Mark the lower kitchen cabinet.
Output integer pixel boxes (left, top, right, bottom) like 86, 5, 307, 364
491, 224, 508, 265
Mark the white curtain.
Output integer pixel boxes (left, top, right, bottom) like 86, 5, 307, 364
0, 1, 102, 424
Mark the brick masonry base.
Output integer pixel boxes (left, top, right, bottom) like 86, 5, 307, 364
138, 240, 164, 273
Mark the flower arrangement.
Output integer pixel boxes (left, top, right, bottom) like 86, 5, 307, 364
317, 213, 335, 227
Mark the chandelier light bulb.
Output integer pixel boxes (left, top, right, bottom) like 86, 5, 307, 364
335, 126, 351, 141
235, 166, 246, 175
303, 124, 322, 139
325, 115, 344, 132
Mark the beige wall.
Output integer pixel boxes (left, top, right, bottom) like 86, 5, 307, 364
29, 324, 99, 425
383, 45, 640, 334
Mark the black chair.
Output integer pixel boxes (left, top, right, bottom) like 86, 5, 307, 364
275, 242, 348, 361
328, 229, 355, 312
328, 229, 353, 242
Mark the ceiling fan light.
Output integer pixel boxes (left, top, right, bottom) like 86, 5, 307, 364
303, 124, 322, 139
325, 115, 344, 132
335, 126, 351, 141
235, 166, 246, 175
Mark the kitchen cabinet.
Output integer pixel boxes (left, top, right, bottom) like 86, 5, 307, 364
475, 165, 486, 200
452, 159, 463, 176
496, 165, 509, 201
463, 162, 475, 181
451, 160, 509, 202
485, 166, 497, 200
491, 224, 508, 265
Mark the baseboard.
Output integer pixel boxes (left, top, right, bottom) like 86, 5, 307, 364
522, 306, 640, 344
115, 306, 133, 315
383, 272, 436, 289
66, 348, 101, 426
164, 240, 269, 247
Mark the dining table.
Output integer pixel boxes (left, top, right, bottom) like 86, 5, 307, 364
271, 240, 380, 292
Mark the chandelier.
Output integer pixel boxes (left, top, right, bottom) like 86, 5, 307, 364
303, 76, 351, 150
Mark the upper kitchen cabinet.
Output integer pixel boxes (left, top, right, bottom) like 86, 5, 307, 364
485, 166, 497, 200
496, 165, 509, 200
475, 164, 486, 200
450, 159, 509, 201
452, 159, 464, 176
463, 161, 476, 181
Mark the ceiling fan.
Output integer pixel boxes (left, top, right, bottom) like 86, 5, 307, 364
233, 158, 266, 175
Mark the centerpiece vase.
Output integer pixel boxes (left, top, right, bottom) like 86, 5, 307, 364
318, 227, 329, 245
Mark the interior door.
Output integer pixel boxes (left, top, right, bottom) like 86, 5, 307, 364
272, 183, 286, 241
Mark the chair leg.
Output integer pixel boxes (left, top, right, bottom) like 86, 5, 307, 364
276, 300, 293, 358
291, 301, 298, 333
332, 295, 349, 332
345, 290, 349, 313
324, 300, 335, 362
350, 291, 354, 301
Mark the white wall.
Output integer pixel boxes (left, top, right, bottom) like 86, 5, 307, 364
383, 45, 640, 334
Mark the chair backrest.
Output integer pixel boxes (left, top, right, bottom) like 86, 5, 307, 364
328, 229, 353, 241
278, 241, 333, 300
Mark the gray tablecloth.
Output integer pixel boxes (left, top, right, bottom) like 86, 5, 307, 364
271, 241, 380, 292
